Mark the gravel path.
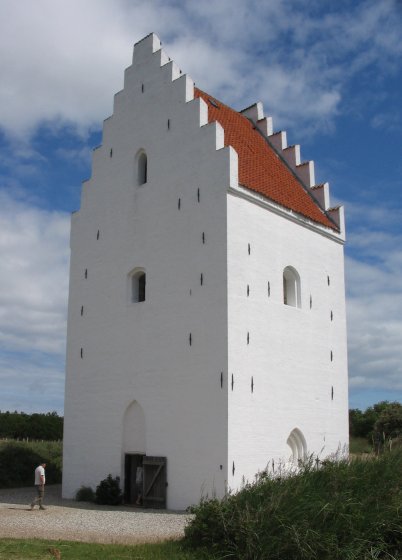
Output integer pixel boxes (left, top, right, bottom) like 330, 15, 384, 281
0, 485, 192, 545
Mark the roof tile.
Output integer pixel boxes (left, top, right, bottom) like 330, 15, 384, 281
194, 88, 336, 230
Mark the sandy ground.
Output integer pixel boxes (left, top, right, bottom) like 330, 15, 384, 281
0, 485, 192, 545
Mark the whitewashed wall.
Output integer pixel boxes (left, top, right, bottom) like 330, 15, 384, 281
226, 189, 348, 489
63, 34, 234, 509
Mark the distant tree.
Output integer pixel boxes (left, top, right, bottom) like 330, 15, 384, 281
349, 409, 373, 438
349, 401, 402, 444
0, 411, 63, 440
374, 402, 402, 439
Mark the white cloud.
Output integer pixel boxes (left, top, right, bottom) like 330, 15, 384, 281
0, 190, 69, 412
346, 222, 402, 391
0, 190, 70, 354
0, 0, 401, 139
0, 355, 65, 413
371, 112, 402, 132
0, 0, 134, 137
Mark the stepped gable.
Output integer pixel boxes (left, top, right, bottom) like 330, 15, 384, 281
194, 88, 336, 231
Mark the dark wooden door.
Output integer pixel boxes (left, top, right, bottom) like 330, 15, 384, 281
124, 454, 144, 504
142, 456, 167, 509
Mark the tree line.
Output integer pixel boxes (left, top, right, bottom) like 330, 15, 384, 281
349, 400, 402, 444
0, 411, 63, 441
1, 402, 400, 444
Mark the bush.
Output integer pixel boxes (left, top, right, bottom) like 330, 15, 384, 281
0, 441, 62, 488
75, 485, 95, 502
95, 474, 122, 505
184, 449, 402, 559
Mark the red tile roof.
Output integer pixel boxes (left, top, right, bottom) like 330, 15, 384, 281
194, 88, 336, 230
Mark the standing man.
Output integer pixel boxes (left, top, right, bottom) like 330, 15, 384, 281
30, 462, 46, 510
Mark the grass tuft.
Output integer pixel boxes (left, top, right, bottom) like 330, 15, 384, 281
184, 449, 402, 559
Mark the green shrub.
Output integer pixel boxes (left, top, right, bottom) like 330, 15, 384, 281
0, 441, 62, 488
95, 474, 122, 505
75, 485, 95, 502
185, 449, 402, 559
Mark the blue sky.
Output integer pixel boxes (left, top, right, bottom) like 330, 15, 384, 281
0, 0, 401, 414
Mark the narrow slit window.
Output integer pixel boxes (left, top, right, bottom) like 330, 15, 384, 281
137, 152, 147, 185
138, 274, 146, 302
132, 270, 146, 303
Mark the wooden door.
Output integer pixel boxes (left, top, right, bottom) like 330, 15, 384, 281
142, 456, 167, 509
124, 454, 143, 504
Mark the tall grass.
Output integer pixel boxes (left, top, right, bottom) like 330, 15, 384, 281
184, 449, 402, 560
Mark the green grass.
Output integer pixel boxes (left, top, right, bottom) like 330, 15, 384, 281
349, 436, 373, 454
349, 435, 402, 456
0, 538, 208, 560
184, 449, 402, 560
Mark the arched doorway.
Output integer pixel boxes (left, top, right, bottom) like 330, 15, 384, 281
122, 401, 167, 508
123, 401, 146, 505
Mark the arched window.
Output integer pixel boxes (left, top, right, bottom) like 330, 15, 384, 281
283, 266, 301, 308
131, 269, 146, 302
287, 428, 307, 464
137, 152, 147, 185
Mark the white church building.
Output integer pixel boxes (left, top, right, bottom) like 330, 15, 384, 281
63, 33, 348, 510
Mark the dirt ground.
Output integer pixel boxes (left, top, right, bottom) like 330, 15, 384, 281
0, 485, 191, 545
